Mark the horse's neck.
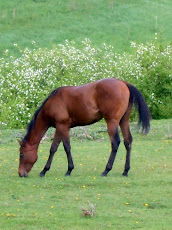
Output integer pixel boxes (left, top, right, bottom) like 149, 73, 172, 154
26, 115, 49, 147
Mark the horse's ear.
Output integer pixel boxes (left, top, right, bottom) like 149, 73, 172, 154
17, 139, 22, 146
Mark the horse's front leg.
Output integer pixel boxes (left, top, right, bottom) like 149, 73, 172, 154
40, 130, 61, 177
60, 125, 74, 176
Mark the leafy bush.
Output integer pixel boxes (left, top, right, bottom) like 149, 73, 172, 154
124, 40, 172, 119
0, 37, 172, 128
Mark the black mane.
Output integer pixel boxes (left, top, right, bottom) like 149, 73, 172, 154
22, 89, 58, 143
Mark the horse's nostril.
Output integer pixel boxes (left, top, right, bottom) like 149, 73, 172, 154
19, 172, 22, 177
18, 172, 28, 177
23, 172, 28, 177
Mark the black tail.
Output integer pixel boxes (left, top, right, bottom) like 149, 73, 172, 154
126, 83, 151, 134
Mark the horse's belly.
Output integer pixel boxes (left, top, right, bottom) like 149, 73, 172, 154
70, 108, 102, 127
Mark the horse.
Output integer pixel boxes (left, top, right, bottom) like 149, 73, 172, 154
18, 78, 150, 177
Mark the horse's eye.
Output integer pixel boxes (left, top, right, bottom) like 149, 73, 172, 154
20, 153, 24, 159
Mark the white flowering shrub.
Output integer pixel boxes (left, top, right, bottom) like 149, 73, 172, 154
0, 37, 171, 128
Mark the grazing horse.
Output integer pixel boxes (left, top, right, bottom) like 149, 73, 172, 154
18, 78, 150, 177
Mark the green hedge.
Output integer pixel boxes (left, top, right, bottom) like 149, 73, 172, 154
0, 38, 172, 128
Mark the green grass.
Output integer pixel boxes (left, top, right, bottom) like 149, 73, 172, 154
0, 0, 172, 56
0, 119, 172, 229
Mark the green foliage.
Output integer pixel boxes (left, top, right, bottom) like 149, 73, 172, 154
0, 120, 172, 229
116, 38, 172, 119
0, 38, 172, 128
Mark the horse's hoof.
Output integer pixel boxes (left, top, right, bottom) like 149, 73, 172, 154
101, 172, 107, 177
65, 172, 71, 176
122, 172, 128, 177
40, 172, 45, 177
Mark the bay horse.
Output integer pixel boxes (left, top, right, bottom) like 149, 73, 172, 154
18, 78, 150, 177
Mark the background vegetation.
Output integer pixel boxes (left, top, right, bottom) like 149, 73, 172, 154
0, 0, 172, 128
0, 119, 172, 229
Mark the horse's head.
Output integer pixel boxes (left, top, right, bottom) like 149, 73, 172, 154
18, 140, 38, 177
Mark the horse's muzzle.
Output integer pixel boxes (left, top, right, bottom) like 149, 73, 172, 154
18, 171, 28, 177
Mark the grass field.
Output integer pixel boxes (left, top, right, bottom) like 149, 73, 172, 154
0, 0, 172, 56
0, 119, 171, 229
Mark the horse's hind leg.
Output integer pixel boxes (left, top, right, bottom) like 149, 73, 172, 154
102, 119, 120, 176
120, 112, 133, 176
40, 130, 61, 177
63, 138, 74, 176
59, 124, 74, 176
